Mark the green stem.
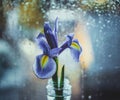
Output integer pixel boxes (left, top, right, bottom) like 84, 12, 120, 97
57, 65, 65, 99
52, 57, 58, 88
52, 58, 64, 100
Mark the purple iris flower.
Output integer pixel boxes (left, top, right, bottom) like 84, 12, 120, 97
33, 18, 82, 79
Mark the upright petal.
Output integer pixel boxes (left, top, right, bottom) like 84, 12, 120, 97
66, 33, 74, 46
69, 39, 82, 62
59, 33, 74, 54
35, 33, 50, 54
35, 33, 46, 46
33, 54, 56, 79
44, 22, 52, 33
36, 32, 45, 39
44, 22, 58, 48
53, 17, 58, 40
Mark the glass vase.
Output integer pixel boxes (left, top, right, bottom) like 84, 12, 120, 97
46, 78, 72, 100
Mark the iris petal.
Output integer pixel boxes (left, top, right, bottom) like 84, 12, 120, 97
35, 33, 46, 46
36, 32, 45, 39
44, 23, 58, 48
69, 40, 82, 62
44, 22, 52, 33
66, 33, 74, 46
60, 36, 82, 62
53, 17, 58, 40
59, 41, 69, 54
71, 40, 81, 51
49, 48, 62, 57
33, 54, 56, 79
59, 33, 74, 54
35, 33, 50, 54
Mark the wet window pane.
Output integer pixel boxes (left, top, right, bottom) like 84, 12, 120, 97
0, 0, 120, 100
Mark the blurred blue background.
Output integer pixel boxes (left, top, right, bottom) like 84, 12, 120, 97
0, 0, 120, 100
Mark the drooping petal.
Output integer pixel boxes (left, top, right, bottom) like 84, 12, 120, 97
44, 22, 58, 48
33, 54, 56, 79
35, 33, 50, 54
69, 39, 82, 62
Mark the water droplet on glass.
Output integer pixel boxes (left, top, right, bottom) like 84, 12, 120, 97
88, 95, 92, 99
107, 20, 110, 23
36, 21, 39, 25
108, 54, 112, 58
100, 67, 103, 70
81, 95, 84, 99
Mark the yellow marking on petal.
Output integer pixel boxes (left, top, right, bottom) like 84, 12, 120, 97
40, 55, 49, 68
71, 42, 80, 51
